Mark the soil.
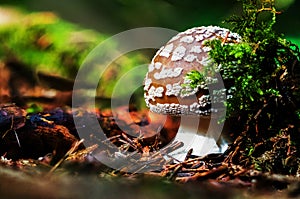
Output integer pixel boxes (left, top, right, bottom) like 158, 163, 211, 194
1, 103, 300, 199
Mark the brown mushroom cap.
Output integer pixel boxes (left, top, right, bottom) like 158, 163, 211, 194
144, 26, 241, 116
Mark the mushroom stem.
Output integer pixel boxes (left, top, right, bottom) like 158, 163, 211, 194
167, 115, 228, 161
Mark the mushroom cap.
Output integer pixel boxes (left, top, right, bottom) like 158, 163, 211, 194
144, 26, 241, 116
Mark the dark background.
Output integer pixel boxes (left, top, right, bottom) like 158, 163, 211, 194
0, 0, 299, 38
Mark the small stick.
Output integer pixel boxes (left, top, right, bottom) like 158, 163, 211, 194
2, 116, 22, 148
168, 164, 183, 180
180, 168, 209, 173
221, 31, 230, 45
13, 130, 21, 148
177, 164, 228, 183
48, 139, 84, 174
184, 148, 193, 161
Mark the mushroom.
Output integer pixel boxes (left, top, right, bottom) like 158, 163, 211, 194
143, 26, 241, 160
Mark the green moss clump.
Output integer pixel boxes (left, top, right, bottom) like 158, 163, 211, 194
185, 0, 300, 174
209, 0, 299, 119
185, 0, 300, 121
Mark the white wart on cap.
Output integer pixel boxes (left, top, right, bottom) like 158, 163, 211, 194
144, 26, 241, 116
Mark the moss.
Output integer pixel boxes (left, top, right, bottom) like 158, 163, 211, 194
185, 0, 300, 120
184, 0, 300, 174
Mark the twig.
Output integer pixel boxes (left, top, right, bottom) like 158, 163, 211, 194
48, 139, 84, 174
2, 116, 21, 148
176, 164, 228, 183
13, 130, 21, 148
168, 164, 183, 180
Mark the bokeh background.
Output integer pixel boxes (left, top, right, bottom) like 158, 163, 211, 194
1, 0, 299, 39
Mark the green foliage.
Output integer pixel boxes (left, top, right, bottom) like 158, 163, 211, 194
186, 0, 300, 119
191, 1, 300, 173
182, 70, 205, 89
0, 10, 149, 102
0, 12, 104, 78
296, 110, 300, 120
26, 103, 43, 114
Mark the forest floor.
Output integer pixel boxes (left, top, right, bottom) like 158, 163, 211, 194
1, 103, 300, 199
